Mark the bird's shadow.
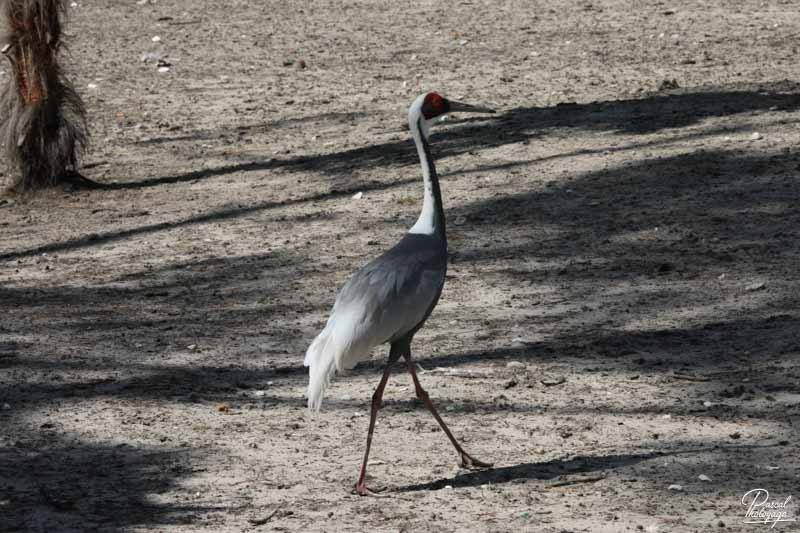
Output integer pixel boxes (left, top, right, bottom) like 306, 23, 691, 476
394, 451, 657, 492
393, 444, 780, 493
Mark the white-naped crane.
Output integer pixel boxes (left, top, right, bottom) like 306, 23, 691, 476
304, 91, 495, 495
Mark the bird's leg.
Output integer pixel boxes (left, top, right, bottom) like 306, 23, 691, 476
354, 349, 401, 496
404, 353, 493, 470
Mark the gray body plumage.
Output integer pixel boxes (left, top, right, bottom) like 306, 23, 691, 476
304, 231, 447, 410
336, 232, 447, 345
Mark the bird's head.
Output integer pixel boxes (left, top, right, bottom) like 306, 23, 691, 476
409, 91, 495, 139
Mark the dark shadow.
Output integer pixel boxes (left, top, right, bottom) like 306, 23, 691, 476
105, 80, 800, 191
453, 148, 800, 264
397, 451, 659, 491
498, 79, 800, 135
0, 248, 314, 408
0, 439, 222, 531
444, 147, 800, 367
106, 160, 283, 191
0, 357, 308, 407
5, 81, 799, 261
415, 314, 800, 372
395, 443, 787, 492
4, 307, 795, 412
131, 111, 372, 147
0, 176, 411, 261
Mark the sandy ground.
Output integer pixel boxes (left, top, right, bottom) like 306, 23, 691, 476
1, 0, 799, 531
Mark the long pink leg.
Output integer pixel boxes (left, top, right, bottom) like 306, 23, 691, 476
353, 348, 401, 496
404, 352, 492, 469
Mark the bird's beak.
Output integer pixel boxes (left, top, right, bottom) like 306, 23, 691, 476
448, 100, 496, 114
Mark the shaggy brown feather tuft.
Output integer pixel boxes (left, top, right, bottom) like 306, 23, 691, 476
0, 0, 88, 192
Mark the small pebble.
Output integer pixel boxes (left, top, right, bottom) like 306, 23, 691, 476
151, 36, 161, 42
698, 474, 711, 482
668, 484, 683, 491
749, 132, 762, 141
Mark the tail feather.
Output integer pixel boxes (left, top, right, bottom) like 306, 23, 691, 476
305, 309, 375, 410
305, 324, 338, 411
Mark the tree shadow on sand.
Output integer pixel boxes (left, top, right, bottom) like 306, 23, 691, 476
108, 80, 800, 190
2, 82, 799, 516
0, 251, 306, 530
5, 80, 799, 262
0, 248, 314, 408
0, 437, 227, 532
6, 80, 799, 264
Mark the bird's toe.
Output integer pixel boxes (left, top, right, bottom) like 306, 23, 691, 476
353, 483, 389, 497
459, 453, 493, 470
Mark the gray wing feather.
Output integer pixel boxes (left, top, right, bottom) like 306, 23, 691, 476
330, 233, 447, 369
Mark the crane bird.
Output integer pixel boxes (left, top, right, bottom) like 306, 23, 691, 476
305, 91, 495, 495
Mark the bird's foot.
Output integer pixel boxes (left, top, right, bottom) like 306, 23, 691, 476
353, 482, 389, 497
459, 452, 493, 470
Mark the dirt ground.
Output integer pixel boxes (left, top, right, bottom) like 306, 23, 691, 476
1, 0, 799, 531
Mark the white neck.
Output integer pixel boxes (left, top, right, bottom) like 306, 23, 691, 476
408, 123, 437, 235
407, 96, 442, 236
